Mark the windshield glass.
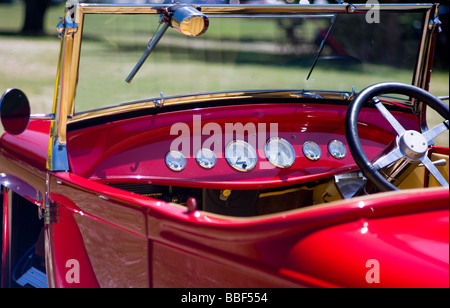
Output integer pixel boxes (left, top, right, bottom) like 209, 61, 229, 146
74, 8, 424, 114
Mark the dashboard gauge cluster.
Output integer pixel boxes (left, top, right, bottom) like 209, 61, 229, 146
165, 137, 347, 172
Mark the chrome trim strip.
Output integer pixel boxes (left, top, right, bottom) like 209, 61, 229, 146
77, 4, 435, 15
68, 90, 352, 124
47, 3, 84, 171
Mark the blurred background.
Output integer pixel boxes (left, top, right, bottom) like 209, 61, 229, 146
0, 0, 448, 145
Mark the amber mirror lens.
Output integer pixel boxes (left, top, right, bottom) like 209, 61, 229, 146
180, 16, 207, 36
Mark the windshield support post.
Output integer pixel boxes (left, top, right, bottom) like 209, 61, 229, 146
47, 1, 83, 172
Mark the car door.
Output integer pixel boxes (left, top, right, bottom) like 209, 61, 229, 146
46, 171, 150, 288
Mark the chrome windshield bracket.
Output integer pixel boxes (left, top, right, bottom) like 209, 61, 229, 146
428, 5, 442, 32
154, 92, 165, 108
56, 1, 78, 38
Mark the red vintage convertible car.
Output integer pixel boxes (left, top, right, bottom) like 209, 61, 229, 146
1, 2, 448, 288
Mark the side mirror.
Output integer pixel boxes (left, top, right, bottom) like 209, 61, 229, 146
0, 88, 31, 135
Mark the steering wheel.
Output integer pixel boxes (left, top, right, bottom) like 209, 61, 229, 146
345, 82, 449, 191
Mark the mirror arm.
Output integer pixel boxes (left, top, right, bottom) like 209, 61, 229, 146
125, 5, 208, 83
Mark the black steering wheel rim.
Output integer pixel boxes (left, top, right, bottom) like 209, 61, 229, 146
345, 82, 449, 191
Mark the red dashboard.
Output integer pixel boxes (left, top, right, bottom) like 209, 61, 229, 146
66, 102, 419, 189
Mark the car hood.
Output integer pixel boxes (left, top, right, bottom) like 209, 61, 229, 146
286, 206, 449, 287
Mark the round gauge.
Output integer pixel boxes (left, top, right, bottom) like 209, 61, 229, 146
225, 140, 257, 172
196, 148, 217, 169
302, 141, 321, 161
328, 140, 347, 159
265, 137, 296, 168
165, 150, 186, 171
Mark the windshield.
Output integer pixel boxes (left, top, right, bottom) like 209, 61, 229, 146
74, 8, 424, 114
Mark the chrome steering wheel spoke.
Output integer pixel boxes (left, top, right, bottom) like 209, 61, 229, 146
422, 120, 449, 143
373, 147, 405, 170
346, 82, 449, 191
420, 156, 449, 187
373, 97, 406, 136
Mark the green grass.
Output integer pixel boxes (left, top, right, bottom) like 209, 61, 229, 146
0, 2, 64, 114
1, 2, 448, 146
0, 2, 65, 34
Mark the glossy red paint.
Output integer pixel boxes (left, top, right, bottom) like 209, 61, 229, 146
287, 207, 449, 287
45, 201, 100, 288
0, 100, 447, 288
1, 188, 11, 288
0, 119, 50, 173
47, 172, 151, 287
0, 118, 49, 205
1, 3, 447, 289
67, 103, 418, 189
47, 171, 447, 287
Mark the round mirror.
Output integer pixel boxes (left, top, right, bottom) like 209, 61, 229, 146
0, 88, 31, 135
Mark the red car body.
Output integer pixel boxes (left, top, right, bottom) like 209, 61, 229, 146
1, 2, 448, 288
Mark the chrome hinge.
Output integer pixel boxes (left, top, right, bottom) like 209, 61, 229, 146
44, 200, 59, 224
42, 172, 59, 224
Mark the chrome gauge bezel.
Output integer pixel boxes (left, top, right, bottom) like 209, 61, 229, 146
328, 139, 347, 159
196, 148, 217, 169
265, 137, 296, 168
225, 140, 258, 172
165, 150, 187, 171
302, 141, 321, 161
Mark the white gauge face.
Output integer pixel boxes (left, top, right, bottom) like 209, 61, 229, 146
328, 140, 347, 159
196, 148, 217, 169
302, 141, 321, 161
265, 137, 296, 168
165, 150, 186, 171
225, 140, 257, 172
